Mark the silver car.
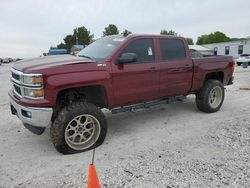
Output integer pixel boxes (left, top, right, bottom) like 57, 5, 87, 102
2, 58, 13, 63
236, 54, 250, 66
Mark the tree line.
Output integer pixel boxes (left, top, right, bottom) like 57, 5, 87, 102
52, 24, 237, 52
53, 24, 132, 52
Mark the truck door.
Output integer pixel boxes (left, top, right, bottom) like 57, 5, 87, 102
158, 38, 193, 97
111, 38, 160, 106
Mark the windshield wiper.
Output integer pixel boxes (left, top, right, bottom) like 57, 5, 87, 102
78, 55, 93, 60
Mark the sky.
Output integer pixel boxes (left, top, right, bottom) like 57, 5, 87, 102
0, 0, 250, 58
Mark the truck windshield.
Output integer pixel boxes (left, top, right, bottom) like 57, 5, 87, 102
78, 35, 126, 61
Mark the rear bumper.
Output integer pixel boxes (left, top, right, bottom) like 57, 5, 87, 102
9, 94, 53, 135
236, 60, 250, 63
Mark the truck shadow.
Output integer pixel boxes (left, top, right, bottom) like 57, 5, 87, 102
105, 97, 197, 140
19, 97, 198, 155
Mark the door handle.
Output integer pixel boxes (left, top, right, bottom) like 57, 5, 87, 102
150, 67, 158, 72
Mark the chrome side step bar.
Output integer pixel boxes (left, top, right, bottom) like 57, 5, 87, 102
111, 96, 186, 114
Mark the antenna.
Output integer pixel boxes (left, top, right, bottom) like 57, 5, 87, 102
92, 148, 95, 164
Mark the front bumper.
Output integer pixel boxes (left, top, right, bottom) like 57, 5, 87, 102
9, 94, 53, 135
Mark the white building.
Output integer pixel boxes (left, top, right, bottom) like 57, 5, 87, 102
202, 39, 250, 58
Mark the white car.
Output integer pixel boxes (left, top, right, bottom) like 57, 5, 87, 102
236, 54, 250, 66
2, 58, 13, 63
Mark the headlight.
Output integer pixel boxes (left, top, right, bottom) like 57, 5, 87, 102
10, 69, 44, 99
23, 75, 43, 85
23, 88, 44, 98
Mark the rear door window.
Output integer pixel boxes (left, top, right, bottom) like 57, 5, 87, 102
159, 39, 186, 61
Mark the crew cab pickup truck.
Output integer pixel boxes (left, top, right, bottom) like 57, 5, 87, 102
9, 34, 235, 154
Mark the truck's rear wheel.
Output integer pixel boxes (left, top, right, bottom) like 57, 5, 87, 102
196, 79, 224, 113
50, 101, 107, 154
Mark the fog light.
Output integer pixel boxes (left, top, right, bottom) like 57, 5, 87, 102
21, 110, 32, 118
27, 111, 32, 117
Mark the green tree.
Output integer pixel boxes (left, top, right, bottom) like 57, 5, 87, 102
186, 38, 194, 45
57, 42, 66, 49
197, 34, 208, 45
74, 26, 94, 45
160, 29, 178, 36
103, 24, 119, 36
63, 35, 75, 52
122, 29, 132, 36
55, 26, 94, 53
197, 31, 230, 45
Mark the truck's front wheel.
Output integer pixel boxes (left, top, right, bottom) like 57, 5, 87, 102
196, 79, 224, 113
50, 101, 107, 154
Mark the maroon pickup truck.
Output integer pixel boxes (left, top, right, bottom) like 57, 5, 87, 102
9, 34, 235, 154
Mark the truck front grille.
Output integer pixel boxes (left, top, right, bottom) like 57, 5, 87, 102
12, 72, 20, 82
11, 68, 23, 98
13, 84, 22, 96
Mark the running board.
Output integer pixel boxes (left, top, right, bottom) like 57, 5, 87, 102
111, 96, 186, 114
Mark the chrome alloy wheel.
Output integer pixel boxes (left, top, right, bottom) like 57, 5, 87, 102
209, 86, 223, 109
65, 114, 101, 150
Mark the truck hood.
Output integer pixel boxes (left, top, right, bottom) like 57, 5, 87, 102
13, 55, 95, 73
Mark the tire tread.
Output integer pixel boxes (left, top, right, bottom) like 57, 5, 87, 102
196, 79, 224, 113
50, 101, 107, 154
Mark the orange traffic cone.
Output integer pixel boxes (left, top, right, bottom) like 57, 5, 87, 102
87, 164, 101, 188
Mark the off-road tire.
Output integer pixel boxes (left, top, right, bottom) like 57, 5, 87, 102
196, 79, 224, 113
50, 101, 107, 154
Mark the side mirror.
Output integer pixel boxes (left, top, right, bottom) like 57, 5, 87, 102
117, 53, 137, 64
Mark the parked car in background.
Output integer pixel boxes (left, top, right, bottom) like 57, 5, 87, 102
71, 45, 85, 55
0, 58, 2, 65
13, 58, 22, 62
2, 58, 9, 63
190, 49, 204, 58
2, 58, 13, 63
189, 45, 214, 57
48, 49, 68, 55
236, 54, 250, 66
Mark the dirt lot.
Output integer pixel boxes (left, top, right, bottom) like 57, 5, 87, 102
0, 63, 249, 188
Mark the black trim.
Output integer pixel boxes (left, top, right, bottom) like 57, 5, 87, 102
228, 76, 234, 85
111, 96, 186, 114
23, 123, 46, 135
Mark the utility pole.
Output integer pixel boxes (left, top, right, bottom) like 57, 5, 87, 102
76, 27, 78, 45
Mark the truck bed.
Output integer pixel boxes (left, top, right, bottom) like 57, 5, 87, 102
191, 55, 234, 93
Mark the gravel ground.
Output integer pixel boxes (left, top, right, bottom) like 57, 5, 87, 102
0, 63, 249, 188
